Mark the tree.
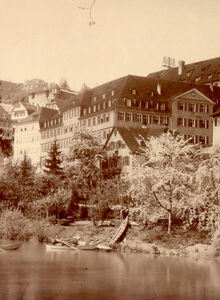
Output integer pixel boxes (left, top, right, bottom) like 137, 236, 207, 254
66, 127, 105, 201
44, 140, 63, 175
127, 132, 199, 235
59, 78, 70, 90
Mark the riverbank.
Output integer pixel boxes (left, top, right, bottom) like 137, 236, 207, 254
56, 220, 217, 259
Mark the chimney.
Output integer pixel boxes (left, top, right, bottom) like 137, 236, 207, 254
178, 60, 185, 75
157, 82, 161, 95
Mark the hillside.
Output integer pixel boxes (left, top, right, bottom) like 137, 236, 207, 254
0, 80, 27, 104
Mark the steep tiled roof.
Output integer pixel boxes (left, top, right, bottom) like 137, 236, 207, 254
105, 126, 164, 154
51, 98, 75, 112
78, 75, 220, 114
147, 57, 220, 85
18, 107, 59, 124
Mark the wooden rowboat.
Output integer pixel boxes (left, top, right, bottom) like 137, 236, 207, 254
45, 243, 78, 251
109, 216, 129, 246
77, 245, 97, 251
0, 241, 23, 251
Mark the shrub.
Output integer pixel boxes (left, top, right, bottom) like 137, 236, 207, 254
212, 225, 220, 257
31, 219, 62, 242
0, 208, 32, 240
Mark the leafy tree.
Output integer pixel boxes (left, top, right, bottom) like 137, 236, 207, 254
188, 146, 220, 232
44, 140, 63, 175
59, 78, 70, 90
66, 127, 106, 201
127, 132, 199, 235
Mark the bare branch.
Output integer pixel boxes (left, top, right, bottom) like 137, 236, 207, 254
78, 0, 97, 26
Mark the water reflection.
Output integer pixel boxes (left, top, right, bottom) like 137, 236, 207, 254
0, 239, 220, 299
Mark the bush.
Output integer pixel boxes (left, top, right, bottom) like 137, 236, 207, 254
31, 219, 62, 242
0, 208, 32, 240
212, 225, 220, 257
88, 201, 112, 224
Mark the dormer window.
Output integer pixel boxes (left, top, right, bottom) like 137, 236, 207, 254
111, 90, 115, 96
195, 76, 201, 82
126, 99, 131, 106
161, 104, 166, 110
103, 93, 106, 99
131, 89, 136, 95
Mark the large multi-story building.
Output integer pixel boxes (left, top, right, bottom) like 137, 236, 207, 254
13, 73, 220, 168
77, 75, 220, 146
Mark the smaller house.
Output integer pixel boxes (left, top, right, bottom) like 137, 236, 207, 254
11, 102, 37, 122
104, 126, 164, 172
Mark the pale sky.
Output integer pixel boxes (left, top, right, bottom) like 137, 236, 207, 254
0, 0, 220, 90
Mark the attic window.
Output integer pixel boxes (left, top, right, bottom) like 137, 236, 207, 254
161, 104, 166, 110
126, 99, 131, 106
103, 94, 106, 99
207, 74, 212, 79
83, 108, 87, 115
93, 97, 96, 103
111, 90, 115, 96
131, 89, 136, 95
195, 76, 201, 82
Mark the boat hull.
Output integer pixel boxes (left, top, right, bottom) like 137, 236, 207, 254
0, 241, 23, 251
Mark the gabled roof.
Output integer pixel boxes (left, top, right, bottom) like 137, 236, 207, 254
49, 98, 75, 112
18, 107, 59, 124
105, 126, 165, 154
147, 56, 220, 85
77, 75, 220, 113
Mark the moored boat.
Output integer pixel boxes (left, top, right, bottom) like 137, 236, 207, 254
77, 244, 97, 251
45, 243, 78, 251
109, 216, 129, 246
0, 241, 23, 251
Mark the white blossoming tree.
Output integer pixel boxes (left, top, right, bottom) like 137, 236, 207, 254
127, 132, 199, 235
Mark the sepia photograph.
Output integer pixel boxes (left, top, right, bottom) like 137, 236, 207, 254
0, 0, 220, 299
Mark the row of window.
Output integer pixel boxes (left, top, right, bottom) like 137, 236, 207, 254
42, 138, 72, 152
13, 111, 26, 117
178, 102, 209, 113
41, 123, 79, 139
124, 98, 166, 111
177, 118, 209, 128
107, 141, 126, 151
44, 117, 62, 129
63, 108, 80, 120
81, 113, 110, 127
83, 100, 112, 116
15, 135, 40, 144
117, 112, 169, 125
183, 134, 209, 145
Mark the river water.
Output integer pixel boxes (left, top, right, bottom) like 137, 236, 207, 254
0, 239, 220, 300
